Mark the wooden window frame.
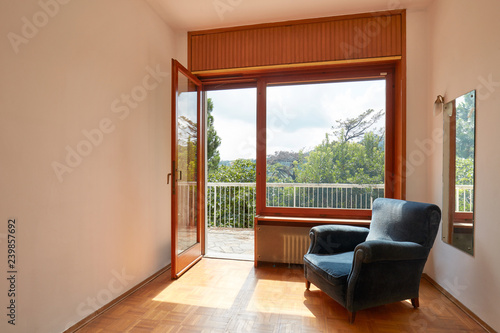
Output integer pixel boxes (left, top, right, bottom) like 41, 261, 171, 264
257, 65, 397, 219
201, 59, 405, 221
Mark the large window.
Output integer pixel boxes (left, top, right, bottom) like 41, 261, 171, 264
266, 79, 386, 209
203, 64, 401, 220
192, 10, 406, 221
255, 67, 398, 219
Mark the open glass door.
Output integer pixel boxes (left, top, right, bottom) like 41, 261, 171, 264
170, 59, 204, 279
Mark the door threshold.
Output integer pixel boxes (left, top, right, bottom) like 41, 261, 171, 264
204, 252, 253, 262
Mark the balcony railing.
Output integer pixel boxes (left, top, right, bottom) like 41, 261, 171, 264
207, 182, 384, 229
455, 184, 473, 213
205, 183, 475, 229
207, 182, 256, 229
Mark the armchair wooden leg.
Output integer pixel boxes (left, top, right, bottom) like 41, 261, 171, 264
411, 297, 419, 308
305, 280, 311, 290
348, 311, 356, 324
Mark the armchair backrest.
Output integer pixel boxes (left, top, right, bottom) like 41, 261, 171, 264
366, 198, 441, 248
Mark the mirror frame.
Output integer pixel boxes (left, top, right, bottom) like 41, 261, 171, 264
442, 90, 476, 255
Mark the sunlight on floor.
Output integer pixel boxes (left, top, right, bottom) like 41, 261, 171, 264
246, 279, 316, 318
78, 259, 488, 333
152, 259, 254, 309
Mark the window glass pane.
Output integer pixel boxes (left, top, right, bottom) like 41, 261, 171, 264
266, 79, 386, 210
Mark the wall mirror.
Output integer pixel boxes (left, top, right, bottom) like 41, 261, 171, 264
442, 90, 476, 255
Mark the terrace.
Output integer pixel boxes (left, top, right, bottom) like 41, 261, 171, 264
205, 183, 473, 259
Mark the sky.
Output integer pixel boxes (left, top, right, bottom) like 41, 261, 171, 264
207, 79, 386, 161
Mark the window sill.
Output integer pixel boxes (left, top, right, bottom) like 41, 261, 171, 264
254, 215, 371, 228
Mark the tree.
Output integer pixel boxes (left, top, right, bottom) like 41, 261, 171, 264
333, 108, 384, 143
456, 157, 474, 185
177, 115, 198, 181
207, 159, 256, 228
292, 109, 385, 185
293, 134, 384, 185
455, 93, 475, 159
207, 98, 222, 174
266, 150, 301, 182
209, 159, 256, 182
454, 93, 475, 212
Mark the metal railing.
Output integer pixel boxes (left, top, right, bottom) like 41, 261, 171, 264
207, 182, 256, 229
266, 183, 384, 209
206, 182, 384, 229
206, 183, 475, 229
455, 184, 474, 213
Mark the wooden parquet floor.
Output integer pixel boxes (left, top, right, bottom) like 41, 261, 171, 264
77, 258, 487, 332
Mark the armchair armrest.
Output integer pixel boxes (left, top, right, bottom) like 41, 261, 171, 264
307, 225, 369, 255
354, 240, 429, 263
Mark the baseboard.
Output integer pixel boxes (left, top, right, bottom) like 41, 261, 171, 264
422, 273, 495, 333
64, 264, 171, 333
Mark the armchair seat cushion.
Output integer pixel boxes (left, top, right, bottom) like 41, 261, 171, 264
303, 252, 353, 285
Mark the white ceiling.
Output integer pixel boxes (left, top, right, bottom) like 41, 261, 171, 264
146, 0, 432, 31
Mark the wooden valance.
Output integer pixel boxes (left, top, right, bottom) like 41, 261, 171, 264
188, 11, 404, 73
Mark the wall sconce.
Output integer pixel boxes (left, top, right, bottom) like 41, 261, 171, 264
434, 95, 444, 116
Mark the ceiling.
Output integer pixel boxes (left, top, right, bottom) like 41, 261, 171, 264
146, 0, 432, 31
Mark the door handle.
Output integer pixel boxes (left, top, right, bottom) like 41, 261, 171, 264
167, 173, 172, 184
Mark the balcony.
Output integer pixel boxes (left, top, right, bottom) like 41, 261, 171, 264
204, 183, 473, 260
206, 182, 384, 229
205, 183, 474, 229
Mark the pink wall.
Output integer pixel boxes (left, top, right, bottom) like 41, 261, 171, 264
425, 0, 500, 331
0, 1, 175, 332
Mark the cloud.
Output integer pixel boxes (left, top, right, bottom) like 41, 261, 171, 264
208, 79, 386, 160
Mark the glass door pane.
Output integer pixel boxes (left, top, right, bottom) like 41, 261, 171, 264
171, 60, 203, 279
176, 72, 199, 254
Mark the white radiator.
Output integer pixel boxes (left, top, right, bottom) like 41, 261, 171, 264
283, 234, 310, 265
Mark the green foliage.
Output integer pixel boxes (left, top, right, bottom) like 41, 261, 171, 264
454, 93, 475, 212
456, 157, 474, 185
209, 159, 256, 182
208, 108, 386, 227
177, 116, 198, 181
333, 108, 384, 143
207, 185, 256, 228
291, 117, 385, 185
456, 156, 474, 212
207, 98, 222, 175
267, 162, 295, 183
455, 93, 475, 159
207, 159, 256, 228
266, 151, 300, 182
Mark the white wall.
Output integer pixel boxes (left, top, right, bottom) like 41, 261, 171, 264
405, 9, 432, 202
0, 1, 176, 332
385, 4, 500, 330
423, 0, 500, 331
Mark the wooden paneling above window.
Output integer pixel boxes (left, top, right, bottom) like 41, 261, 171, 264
188, 11, 404, 73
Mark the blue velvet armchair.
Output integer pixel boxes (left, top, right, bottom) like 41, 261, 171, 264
303, 198, 441, 323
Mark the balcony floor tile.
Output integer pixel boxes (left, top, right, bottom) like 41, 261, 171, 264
206, 227, 254, 261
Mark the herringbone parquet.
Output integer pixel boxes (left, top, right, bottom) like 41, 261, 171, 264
76, 258, 487, 332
